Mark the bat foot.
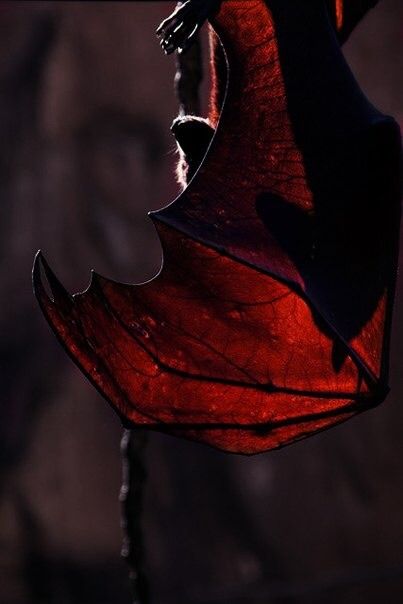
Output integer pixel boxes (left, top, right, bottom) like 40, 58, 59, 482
156, 0, 220, 55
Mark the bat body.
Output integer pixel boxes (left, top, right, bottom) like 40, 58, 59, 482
34, 0, 401, 454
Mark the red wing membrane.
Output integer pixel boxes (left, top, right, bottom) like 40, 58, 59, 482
34, 0, 401, 454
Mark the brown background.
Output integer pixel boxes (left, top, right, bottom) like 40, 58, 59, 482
0, 1, 403, 603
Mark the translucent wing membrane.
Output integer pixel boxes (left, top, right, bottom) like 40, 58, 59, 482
34, 0, 401, 454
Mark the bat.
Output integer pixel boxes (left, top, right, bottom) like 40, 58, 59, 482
34, 0, 401, 454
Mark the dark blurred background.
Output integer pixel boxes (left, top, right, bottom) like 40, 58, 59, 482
0, 1, 402, 603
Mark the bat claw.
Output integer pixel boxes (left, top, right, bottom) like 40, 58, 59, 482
156, 0, 220, 55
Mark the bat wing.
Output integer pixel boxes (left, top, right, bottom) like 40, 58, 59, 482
34, 0, 401, 454
329, 0, 380, 42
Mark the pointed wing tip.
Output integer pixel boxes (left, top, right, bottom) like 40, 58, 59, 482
33, 248, 122, 309
76, 269, 107, 295
148, 210, 159, 222
32, 250, 47, 302
32, 251, 74, 311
